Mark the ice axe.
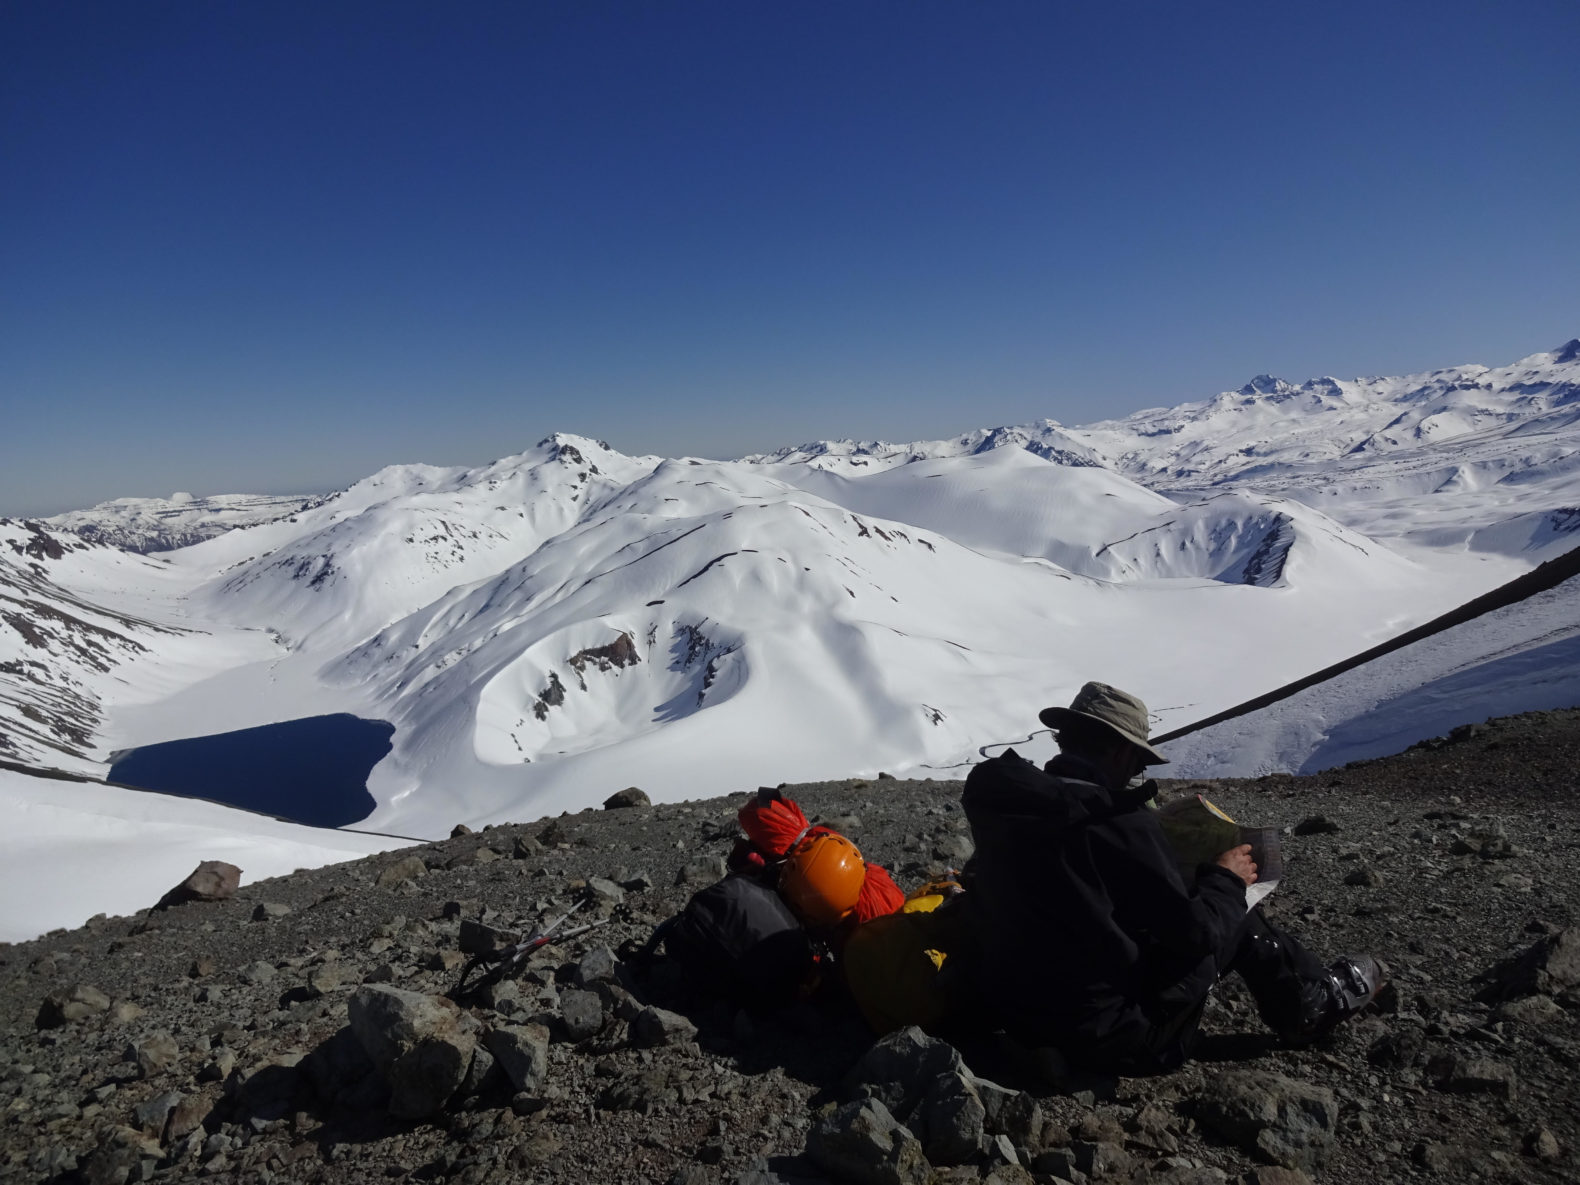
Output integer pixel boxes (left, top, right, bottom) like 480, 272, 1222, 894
452, 896, 609, 1001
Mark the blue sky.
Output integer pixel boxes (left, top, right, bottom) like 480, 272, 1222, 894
4, 1, 1577, 516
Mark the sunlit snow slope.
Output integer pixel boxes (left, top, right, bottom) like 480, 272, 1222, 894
0, 766, 409, 943
4, 342, 1578, 938
1163, 553, 1580, 777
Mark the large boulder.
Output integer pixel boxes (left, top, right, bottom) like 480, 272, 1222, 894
35, 984, 111, 1029
347, 986, 475, 1119
604, 787, 651, 809
916, 1071, 986, 1165
807, 1098, 932, 1185
632, 1006, 697, 1048
558, 989, 606, 1042
486, 1023, 551, 1094
1193, 1070, 1338, 1171
845, 1025, 965, 1118
154, 860, 241, 910
375, 854, 429, 887
1476, 928, 1580, 1002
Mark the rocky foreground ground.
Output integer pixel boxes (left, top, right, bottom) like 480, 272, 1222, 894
2, 708, 1578, 1185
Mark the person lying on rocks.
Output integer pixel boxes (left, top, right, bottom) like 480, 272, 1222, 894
961, 680, 1386, 1076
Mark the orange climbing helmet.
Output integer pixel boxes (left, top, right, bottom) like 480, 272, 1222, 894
779, 832, 866, 926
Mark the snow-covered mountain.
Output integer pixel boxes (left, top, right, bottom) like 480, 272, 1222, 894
748, 338, 1580, 560
44, 492, 317, 553
4, 341, 1579, 938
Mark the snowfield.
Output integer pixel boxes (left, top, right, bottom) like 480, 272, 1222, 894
2, 339, 1577, 939
1163, 564, 1580, 777
0, 766, 409, 944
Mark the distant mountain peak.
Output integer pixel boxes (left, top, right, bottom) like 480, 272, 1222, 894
1237, 374, 1295, 397
1554, 338, 1580, 365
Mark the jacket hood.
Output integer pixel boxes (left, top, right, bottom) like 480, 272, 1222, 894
962, 749, 1140, 833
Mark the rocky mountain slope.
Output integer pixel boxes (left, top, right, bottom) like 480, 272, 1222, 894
0, 521, 189, 770
43, 496, 316, 555
3, 707, 1576, 1185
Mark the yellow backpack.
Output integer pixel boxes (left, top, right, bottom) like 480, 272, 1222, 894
841, 886, 970, 1034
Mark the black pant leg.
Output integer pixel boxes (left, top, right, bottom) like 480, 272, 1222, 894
1221, 906, 1332, 1038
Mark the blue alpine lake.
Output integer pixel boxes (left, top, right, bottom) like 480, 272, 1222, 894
107, 713, 394, 828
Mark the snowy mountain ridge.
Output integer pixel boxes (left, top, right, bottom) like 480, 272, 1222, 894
3, 341, 1580, 938
44, 492, 319, 554
750, 340, 1580, 553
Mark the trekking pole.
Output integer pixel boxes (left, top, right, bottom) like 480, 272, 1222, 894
452, 897, 609, 1000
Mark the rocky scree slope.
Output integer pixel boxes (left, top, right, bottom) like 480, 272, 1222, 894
2, 708, 1578, 1185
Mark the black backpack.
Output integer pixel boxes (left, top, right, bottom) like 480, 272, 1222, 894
659, 873, 815, 1005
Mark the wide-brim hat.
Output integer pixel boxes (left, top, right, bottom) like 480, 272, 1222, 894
1039, 681, 1171, 765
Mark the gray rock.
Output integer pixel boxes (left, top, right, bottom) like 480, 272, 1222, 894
36, 983, 111, 1028
224, 1052, 306, 1121
154, 860, 241, 910
1413, 1141, 1474, 1172
587, 876, 626, 907
678, 854, 728, 885
1476, 927, 1580, 1001
916, 1071, 986, 1165
598, 1067, 679, 1113
237, 960, 275, 985
387, 1028, 475, 1119
1526, 1127, 1562, 1160
459, 1044, 497, 1097
347, 985, 476, 1117
1342, 865, 1383, 888
307, 962, 350, 997
486, 1023, 551, 1094
807, 1097, 931, 1185
1073, 1139, 1132, 1177
982, 1166, 1035, 1185
1366, 1023, 1426, 1068
573, 945, 620, 986
1496, 994, 1565, 1025
604, 786, 651, 809
80, 1127, 162, 1185
845, 1025, 965, 1118
633, 1005, 698, 1047
127, 1031, 179, 1076
131, 1090, 183, 1134
970, 1075, 1040, 1144
1440, 1055, 1518, 1101
1292, 816, 1341, 835
513, 834, 543, 858
459, 918, 520, 955
375, 854, 428, 886
559, 988, 606, 1041
197, 1048, 237, 1083
167, 1095, 212, 1141
932, 833, 975, 864
1030, 1146, 1077, 1177
1193, 1069, 1338, 1171
251, 902, 291, 921
1452, 822, 1515, 859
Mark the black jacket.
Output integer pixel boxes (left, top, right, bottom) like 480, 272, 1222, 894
961, 750, 1247, 1066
